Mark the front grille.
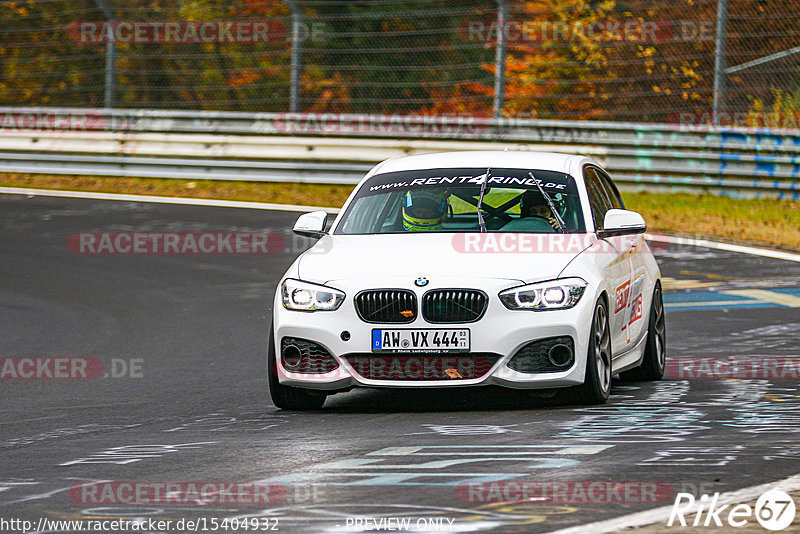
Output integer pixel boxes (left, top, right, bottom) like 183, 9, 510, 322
281, 337, 339, 374
507, 336, 575, 373
343, 353, 501, 381
422, 289, 488, 323
355, 289, 417, 323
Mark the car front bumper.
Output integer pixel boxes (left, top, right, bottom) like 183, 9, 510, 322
272, 277, 595, 391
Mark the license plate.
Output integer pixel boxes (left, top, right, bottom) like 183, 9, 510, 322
371, 329, 470, 353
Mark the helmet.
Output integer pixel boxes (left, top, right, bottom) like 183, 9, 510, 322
402, 190, 447, 231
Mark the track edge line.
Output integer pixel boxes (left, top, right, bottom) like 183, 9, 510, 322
0, 186, 341, 214
545, 472, 800, 534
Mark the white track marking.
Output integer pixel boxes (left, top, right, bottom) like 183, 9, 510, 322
664, 299, 769, 308
1, 187, 799, 261
645, 232, 800, 263
0, 187, 341, 213
545, 473, 800, 534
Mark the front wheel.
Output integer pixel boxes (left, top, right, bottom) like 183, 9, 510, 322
268, 323, 326, 410
620, 282, 666, 381
568, 297, 612, 405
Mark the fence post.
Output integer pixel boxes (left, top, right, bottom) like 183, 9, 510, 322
94, 0, 115, 109
492, 0, 508, 118
285, 0, 303, 113
712, 0, 729, 126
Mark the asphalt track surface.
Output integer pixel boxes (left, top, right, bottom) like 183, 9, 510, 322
1, 193, 800, 533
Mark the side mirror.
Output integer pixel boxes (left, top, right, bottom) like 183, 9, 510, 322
599, 209, 646, 238
293, 211, 328, 238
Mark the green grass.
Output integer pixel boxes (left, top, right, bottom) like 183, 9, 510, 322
623, 191, 800, 250
2, 173, 799, 250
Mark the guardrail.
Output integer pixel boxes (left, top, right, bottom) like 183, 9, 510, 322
1, 107, 799, 199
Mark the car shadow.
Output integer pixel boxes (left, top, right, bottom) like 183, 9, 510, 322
277, 382, 628, 413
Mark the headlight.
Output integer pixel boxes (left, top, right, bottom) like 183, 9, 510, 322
281, 278, 345, 311
499, 278, 587, 311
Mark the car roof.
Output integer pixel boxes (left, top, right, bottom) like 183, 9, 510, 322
370, 150, 587, 176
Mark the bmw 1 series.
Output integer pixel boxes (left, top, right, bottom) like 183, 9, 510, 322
269, 150, 666, 409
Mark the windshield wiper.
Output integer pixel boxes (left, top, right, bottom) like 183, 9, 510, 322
528, 171, 566, 233
476, 168, 490, 233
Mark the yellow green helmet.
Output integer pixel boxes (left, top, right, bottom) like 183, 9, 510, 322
402, 190, 448, 231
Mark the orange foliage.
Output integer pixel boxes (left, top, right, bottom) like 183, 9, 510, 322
228, 70, 261, 87
303, 72, 351, 113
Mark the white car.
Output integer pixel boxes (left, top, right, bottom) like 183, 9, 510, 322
269, 151, 666, 409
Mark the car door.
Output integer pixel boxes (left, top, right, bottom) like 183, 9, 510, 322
583, 166, 632, 357
595, 167, 650, 348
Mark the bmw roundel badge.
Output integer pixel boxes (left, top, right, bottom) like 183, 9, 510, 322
415, 277, 429, 287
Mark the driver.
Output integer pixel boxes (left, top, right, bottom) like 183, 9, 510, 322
402, 190, 448, 231
520, 190, 560, 230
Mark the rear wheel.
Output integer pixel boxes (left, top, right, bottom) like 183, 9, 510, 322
620, 282, 666, 381
569, 297, 612, 405
268, 323, 326, 410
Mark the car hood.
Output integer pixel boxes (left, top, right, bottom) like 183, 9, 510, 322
296, 233, 585, 285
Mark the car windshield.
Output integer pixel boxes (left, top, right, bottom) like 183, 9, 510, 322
335, 167, 586, 235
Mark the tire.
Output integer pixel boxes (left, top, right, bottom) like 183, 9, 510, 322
268, 323, 326, 410
620, 282, 666, 382
570, 297, 612, 405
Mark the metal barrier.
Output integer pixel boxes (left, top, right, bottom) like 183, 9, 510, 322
1, 107, 799, 199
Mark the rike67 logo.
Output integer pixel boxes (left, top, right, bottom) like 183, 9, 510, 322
668, 489, 796, 531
